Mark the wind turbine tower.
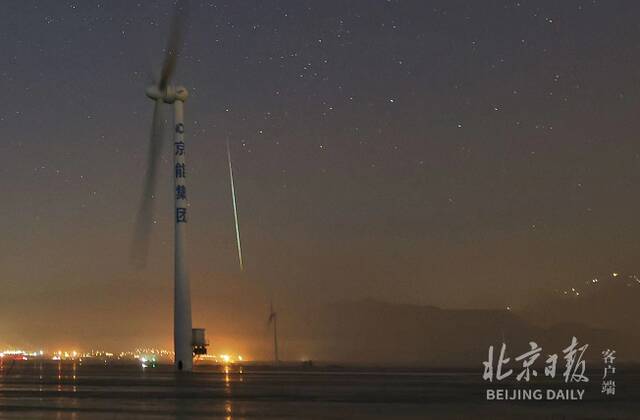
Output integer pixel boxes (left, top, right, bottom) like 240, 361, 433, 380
268, 302, 279, 364
134, 2, 193, 371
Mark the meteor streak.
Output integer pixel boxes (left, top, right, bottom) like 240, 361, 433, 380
227, 139, 244, 271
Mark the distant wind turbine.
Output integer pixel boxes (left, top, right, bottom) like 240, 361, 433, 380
268, 301, 279, 364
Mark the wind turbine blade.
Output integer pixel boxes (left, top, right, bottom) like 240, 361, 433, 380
159, 0, 189, 90
131, 99, 165, 267
267, 300, 276, 323
227, 139, 244, 271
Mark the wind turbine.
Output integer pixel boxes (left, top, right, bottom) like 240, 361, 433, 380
133, 1, 193, 371
268, 302, 279, 364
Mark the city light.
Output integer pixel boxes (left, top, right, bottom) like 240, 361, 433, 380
0, 347, 247, 365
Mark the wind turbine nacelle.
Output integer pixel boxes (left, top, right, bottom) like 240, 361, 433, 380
145, 85, 189, 103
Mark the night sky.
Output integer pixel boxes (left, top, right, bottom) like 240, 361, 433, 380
1, 1, 640, 353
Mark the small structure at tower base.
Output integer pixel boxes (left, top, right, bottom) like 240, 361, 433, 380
192, 328, 209, 355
